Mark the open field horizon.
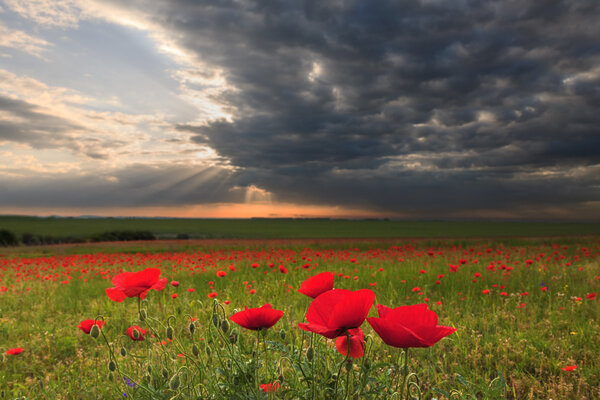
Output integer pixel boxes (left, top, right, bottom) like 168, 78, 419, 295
2, 216, 600, 242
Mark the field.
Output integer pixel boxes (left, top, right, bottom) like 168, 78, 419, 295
2, 216, 600, 240
1, 236, 599, 399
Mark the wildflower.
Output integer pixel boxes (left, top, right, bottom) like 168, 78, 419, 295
78, 319, 104, 334
298, 289, 374, 339
562, 365, 577, 371
367, 304, 455, 348
106, 268, 167, 303
126, 326, 147, 341
335, 328, 365, 358
229, 304, 283, 331
6, 348, 24, 355
298, 272, 334, 299
260, 381, 280, 392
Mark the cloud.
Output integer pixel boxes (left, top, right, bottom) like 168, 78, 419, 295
3, 0, 600, 220
0, 162, 241, 207
2, 0, 81, 28
0, 23, 52, 58
159, 0, 600, 219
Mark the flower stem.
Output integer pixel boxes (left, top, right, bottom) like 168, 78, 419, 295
399, 348, 409, 400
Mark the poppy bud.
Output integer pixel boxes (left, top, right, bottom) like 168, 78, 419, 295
143, 374, 150, 385
212, 314, 219, 328
139, 309, 147, 321
90, 324, 100, 339
162, 368, 169, 379
169, 374, 180, 390
363, 358, 371, 371
220, 319, 230, 334
108, 360, 116, 372
166, 326, 174, 340
120, 347, 126, 357
205, 346, 211, 356
279, 329, 286, 340
278, 374, 284, 383
192, 344, 200, 357
306, 346, 314, 361
132, 328, 140, 340
230, 328, 239, 344
189, 322, 195, 335
345, 359, 353, 372
108, 372, 114, 381
147, 365, 152, 374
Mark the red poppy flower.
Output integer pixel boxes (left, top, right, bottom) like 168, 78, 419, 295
367, 304, 456, 348
106, 268, 167, 303
126, 325, 147, 341
278, 265, 288, 274
298, 289, 375, 339
78, 319, 105, 334
229, 304, 283, 331
335, 327, 365, 358
298, 271, 334, 299
562, 365, 577, 371
260, 381, 280, 392
6, 347, 24, 355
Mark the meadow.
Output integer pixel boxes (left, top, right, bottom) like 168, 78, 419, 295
2, 215, 600, 240
0, 236, 598, 399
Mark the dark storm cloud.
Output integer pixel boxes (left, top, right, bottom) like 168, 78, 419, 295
9, 0, 600, 219
161, 0, 600, 218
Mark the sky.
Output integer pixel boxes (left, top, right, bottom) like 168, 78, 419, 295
0, 0, 599, 221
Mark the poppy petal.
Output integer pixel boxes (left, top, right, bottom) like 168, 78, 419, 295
306, 289, 352, 327
328, 289, 375, 330
335, 328, 365, 358
367, 317, 429, 348
106, 287, 127, 303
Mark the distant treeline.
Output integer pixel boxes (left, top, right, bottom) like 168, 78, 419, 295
0, 229, 156, 246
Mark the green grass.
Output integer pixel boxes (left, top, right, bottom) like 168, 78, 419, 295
1, 215, 600, 240
0, 237, 599, 399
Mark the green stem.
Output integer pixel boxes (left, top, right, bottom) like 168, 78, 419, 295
333, 332, 351, 400
310, 332, 316, 400
399, 348, 409, 400
344, 332, 352, 400
255, 330, 261, 394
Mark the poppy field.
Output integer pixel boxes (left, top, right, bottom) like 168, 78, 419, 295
1, 237, 599, 399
